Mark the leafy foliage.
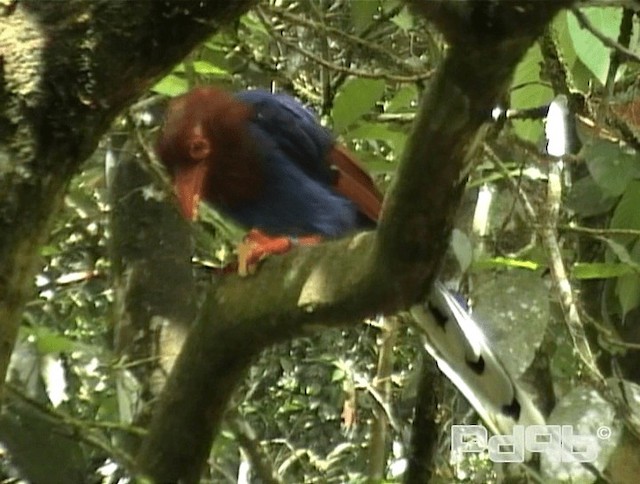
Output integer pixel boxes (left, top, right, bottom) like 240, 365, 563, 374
4, 1, 640, 483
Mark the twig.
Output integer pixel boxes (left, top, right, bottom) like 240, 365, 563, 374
227, 415, 282, 484
5, 383, 140, 469
559, 225, 640, 239
256, 9, 433, 83
263, 5, 422, 75
542, 162, 604, 380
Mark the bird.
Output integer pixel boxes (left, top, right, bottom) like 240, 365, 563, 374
155, 86, 545, 435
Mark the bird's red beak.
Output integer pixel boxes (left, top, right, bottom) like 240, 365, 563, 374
173, 161, 208, 220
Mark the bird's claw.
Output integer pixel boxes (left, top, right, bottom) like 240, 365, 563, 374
237, 229, 323, 276
237, 229, 293, 276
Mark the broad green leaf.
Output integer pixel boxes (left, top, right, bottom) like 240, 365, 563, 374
32, 328, 77, 354
350, 0, 379, 32
566, 176, 617, 217
332, 78, 385, 133
192, 60, 230, 77
584, 139, 640, 196
617, 272, 640, 318
386, 86, 418, 113
510, 45, 553, 143
602, 237, 640, 271
391, 6, 414, 31
331, 368, 345, 382
552, 12, 578, 71
151, 74, 189, 97
543, 385, 621, 481
567, 7, 622, 85
615, 240, 640, 316
572, 262, 633, 279
610, 180, 640, 244
473, 269, 549, 375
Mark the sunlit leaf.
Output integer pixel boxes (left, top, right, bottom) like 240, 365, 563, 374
191, 60, 230, 77
510, 44, 554, 143
386, 85, 418, 113
151, 74, 189, 97
572, 262, 633, 279
567, 7, 623, 85
391, 6, 414, 31
472, 257, 540, 271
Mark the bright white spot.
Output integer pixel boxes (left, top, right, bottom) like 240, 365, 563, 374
141, 185, 165, 202
472, 185, 493, 237
545, 95, 569, 157
41, 354, 69, 407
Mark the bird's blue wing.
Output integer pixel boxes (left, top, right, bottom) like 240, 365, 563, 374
235, 90, 335, 185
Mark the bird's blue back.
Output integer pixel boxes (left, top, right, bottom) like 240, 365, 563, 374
225, 90, 360, 237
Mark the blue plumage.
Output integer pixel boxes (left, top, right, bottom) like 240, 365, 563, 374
225, 90, 360, 237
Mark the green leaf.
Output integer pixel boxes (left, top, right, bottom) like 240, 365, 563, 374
602, 237, 640, 271
332, 78, 385, 133
584, 139, 640, 196
617, 272, 640, 318
350, 0, 379, 32
391, 6, 414, 31
510, 44, 554, 143
385, 86, 417, 113
567, 7, 622, 85
191, 60, 230, 77
566, 176, 617, 217
25, 327, 77, 354
151, 74, 189, 97
610, 180, 640, 245
610, 239, 640, 316
572, 262, 633, 279
472, 257, 540, 271
331, 368, 345, 382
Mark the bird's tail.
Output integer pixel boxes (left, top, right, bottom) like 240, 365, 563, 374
410, 282, 545, 435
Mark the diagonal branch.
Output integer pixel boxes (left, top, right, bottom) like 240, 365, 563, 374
137, 2, 572, 482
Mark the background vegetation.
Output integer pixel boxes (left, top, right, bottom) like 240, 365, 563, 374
2, 1, 640, 482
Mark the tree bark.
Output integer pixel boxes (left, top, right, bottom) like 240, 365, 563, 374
0, 0, 255, 397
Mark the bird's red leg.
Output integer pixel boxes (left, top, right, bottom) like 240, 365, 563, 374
237, 229, 323, 276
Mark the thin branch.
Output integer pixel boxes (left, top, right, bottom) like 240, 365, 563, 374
227, 416, 282, 484
5, 383, 141, 469
559, 225, 640, 239
263, 5, 422, 76
543, 162, 604, 380
256, 8, 433, 84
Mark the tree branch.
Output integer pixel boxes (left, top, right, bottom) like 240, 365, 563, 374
0, 0, 256, 396
137, 2, 572, 481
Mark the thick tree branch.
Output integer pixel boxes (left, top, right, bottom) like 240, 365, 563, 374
0, 0, 255, 395
138, 2, 572, 481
